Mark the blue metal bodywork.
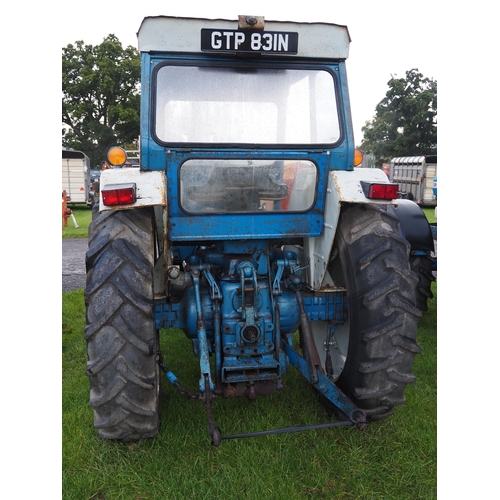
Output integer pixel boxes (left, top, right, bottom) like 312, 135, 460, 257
140, 54, 355, 243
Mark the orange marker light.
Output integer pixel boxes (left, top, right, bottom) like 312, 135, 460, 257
107, 147, 127, 166
354, 149, 364, 167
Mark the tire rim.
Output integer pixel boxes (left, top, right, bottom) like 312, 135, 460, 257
310, 320, 349, 381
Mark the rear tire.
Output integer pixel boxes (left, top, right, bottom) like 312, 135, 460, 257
410, 254, 435, 312
316, 204, 421, 421
84, 208, 160, 441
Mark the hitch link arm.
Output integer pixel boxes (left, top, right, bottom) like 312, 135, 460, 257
295, 289, 324, 384
191, 268, 214, 393
191, 263, 222, 445
282, 341, 366, 428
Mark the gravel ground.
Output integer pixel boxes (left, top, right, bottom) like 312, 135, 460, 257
62, 238, 87, 292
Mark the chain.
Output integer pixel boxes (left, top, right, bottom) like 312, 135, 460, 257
156, 350, 204, 401
177, 384, 203, 401
323, 311, 335, 378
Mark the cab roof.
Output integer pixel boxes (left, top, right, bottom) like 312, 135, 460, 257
137, 16, 351, 59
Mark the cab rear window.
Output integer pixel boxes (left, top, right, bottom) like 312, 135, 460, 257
154, 64, 341, 146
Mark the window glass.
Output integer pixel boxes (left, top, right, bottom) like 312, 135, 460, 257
180, 159, 317, 213
155, 65, 340, 145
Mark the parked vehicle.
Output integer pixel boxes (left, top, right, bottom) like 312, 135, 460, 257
62, 149, 94, 207
390, 155, 437, 206
85, 15, 433, 445
89, 170, 101, 194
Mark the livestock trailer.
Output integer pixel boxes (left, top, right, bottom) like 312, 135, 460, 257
62, 149, 93, 206
390, 155, 437, 206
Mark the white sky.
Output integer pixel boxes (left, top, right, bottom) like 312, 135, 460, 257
58, 0, 440, 145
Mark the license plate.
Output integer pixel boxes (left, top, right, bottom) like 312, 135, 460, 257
201, 29, 298, 54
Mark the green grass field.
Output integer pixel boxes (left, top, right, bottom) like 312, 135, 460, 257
62, 201, 436, 499
62, 205, 93, 238
421, 208, 436, 224
63, 266, 436, 496
62, 287, 436, 499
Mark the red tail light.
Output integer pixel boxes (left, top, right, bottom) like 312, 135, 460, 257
360, 181, 399, 200
101, 183, 137, 206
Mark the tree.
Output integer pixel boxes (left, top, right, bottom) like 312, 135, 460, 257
360, 69, 437, 165
62, 35, 141, 168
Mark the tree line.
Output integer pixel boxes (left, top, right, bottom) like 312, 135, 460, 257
360, 69, 437, 165
62, 37, 436, 168
62, 35, 141, 168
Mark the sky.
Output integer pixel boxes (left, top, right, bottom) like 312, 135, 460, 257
58, 0, 440, 145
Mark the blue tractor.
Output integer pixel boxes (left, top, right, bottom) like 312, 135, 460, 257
85, 15, 434, 445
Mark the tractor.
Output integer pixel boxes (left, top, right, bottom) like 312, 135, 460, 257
85, 15, 435, 445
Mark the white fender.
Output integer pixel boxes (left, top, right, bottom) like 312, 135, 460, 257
289, 168, 398, 290
99, 168, 167, 212
98, 168, 169, 297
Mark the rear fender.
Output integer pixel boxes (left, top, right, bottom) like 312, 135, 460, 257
290, 168, 397, 290
98, 168, 169, 295
387, 199, 434, 253
98, 168, 167, 212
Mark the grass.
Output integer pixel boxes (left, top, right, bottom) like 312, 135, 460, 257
62, 205, 93, 238
62, 200, 437, 498
62, 283, 436, 499
421, 208, 436, 224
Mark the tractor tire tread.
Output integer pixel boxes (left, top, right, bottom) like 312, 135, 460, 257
85, 207, 160, 442
332, 204, 420, 419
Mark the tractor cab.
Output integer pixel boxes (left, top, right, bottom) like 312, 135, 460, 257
138, 15, 356, 244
